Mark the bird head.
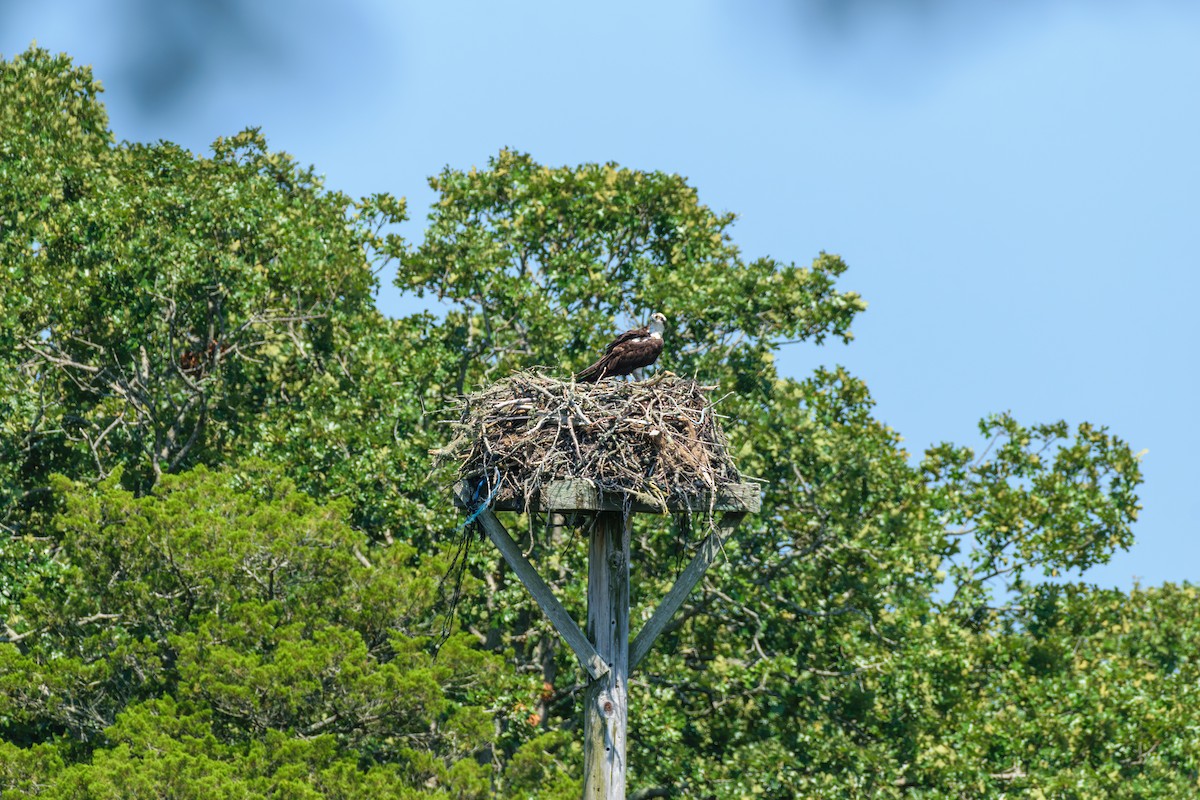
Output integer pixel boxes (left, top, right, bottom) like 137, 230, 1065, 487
648, 312, 666, 336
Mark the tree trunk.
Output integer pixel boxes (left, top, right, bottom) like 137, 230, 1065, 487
582, 511, 630, 799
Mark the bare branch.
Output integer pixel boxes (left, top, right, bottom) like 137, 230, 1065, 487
801, 660, 885, 678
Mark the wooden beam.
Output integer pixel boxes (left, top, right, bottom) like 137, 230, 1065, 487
473, 508, 610, 681
453, 479, 761, 514
629, 511, 747, 673
583, 512, 630, 798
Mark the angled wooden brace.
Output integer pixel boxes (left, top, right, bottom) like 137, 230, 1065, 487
473, 508, 610, 680
629, 511, 747, 673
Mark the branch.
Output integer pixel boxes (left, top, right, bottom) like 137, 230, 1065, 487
2, 623, 42, 643
20, 341, 101, 374
990, 762, 1027, 781
777, 598, 897, 646
352, 546, 373, 569
165, 394, 207, 473
301, 712, 341, 737
948, 563, 1019, 606
800, 660, 885, 678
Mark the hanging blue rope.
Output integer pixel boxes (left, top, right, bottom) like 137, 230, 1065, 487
461, 467, 501, 529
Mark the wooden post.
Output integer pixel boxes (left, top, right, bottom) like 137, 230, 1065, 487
582, 511, 630, 799
453, 480, 759, 799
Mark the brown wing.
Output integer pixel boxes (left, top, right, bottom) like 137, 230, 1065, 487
574, 334, 661, 382
622, 335, 662, 371
601, 325, 650, 355
574, 321, 664, 382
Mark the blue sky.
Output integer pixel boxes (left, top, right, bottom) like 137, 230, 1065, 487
5, 1, 1197, 589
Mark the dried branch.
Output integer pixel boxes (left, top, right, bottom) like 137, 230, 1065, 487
437, 370, 741, 516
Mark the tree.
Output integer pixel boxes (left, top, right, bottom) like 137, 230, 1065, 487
0, 465, 510, 797
403, 148, 863, 393
0, 48, 505, 798
3, 46, 1189, 799
0, 48, 429, 526
401, 150, 1154, 797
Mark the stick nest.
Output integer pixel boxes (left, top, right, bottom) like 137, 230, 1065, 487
438, 370, 743, 511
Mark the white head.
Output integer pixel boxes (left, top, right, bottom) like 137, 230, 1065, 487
648, 312, 666, 337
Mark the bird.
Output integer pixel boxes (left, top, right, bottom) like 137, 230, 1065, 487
179, 337, 229, 376
574, 312, 666, 382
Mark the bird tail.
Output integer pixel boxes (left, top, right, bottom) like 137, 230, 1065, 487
574, 356, 610, 383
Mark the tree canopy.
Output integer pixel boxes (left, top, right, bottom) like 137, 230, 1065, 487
2, 47, 1192, 799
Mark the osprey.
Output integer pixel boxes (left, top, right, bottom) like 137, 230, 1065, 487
574, 313, 666, 382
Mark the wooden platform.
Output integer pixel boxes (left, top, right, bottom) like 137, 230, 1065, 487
453, 478, 760, 514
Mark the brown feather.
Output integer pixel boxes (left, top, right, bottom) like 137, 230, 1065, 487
574, 331, 663, 382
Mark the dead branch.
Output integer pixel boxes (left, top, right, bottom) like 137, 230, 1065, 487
438, 370, 741, 517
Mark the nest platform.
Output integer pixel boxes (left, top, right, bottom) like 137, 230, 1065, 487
440, 371, 760, 515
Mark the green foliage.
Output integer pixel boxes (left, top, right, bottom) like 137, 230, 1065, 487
404, 148, 865, 392
925, 414, 1143, 607
0, 466, 502, 797
0, 48, 113, 345
241, 310, 459, 546
2, 45, 1190, 799
865, 582, 1200, 798
0, 46, 416, 526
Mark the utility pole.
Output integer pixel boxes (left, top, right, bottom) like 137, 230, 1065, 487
456, 480, 758, 799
